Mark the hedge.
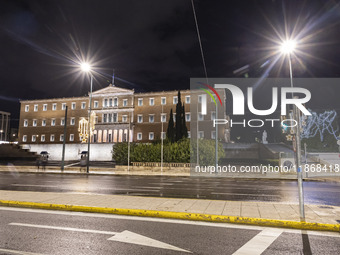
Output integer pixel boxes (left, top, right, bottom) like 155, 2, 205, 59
112, 138, 224, 165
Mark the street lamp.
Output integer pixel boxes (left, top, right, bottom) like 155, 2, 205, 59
81, 62, 93, 174
280, 39, 305, 221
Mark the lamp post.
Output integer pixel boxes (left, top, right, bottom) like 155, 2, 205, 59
81, 63, 93, 174
161, 103, 164, 175
280, 39, 305, 221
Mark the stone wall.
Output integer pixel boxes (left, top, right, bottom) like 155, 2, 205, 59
22, 143, 114, 161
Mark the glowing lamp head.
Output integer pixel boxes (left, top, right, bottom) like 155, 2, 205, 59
280, 40, 296, 55
81, 62, 91, 72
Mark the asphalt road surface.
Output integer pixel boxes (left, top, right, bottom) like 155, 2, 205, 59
1, 172, 340, 205
0, 207, 339, 255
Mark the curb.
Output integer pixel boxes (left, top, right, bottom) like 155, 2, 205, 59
0, 200, 339, 233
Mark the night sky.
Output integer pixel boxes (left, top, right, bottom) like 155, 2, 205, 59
1, 0, 340, 131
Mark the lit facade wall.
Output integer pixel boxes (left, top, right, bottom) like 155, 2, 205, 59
18, 84, 230, 145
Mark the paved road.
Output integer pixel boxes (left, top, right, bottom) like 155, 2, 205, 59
1, 172, 340, 206
0, 207, 339, 255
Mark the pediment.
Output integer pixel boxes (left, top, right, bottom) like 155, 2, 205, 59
92, 84, 134, 96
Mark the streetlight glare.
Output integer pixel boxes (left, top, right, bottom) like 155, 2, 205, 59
280, 40, 296, 54
81, 62, 91, 72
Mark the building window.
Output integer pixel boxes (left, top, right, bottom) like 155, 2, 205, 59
41, 135, 45, 142
60, 134, 64, 141
70, 118, 75, 125
34, 104, 38, 112
107, 113, 112, 123
149, 98, 154, 106
32, 135, 36, 142
198, 95, 202, 103
138, 98, 143, 106
185, 96, 190, 104
211, 131, 216, 139
51, 119, 56, 126
33, 119, 37, 127
185, 113, 191, 122
149, 115, 154, 123
161, 114, 166, 123
161, 132, 166, 140
173, 113, 176, 122
24, 120, 28, 127
50, 134, 55, 142
122, 115, 127, 123
137, 132, 142, 140
161, 97, 166, 105
109, 98, 113, 107
113, 113, 118, 123
187, 131, 191, 138
42, 120, 46, 126
69, 134, 74, 141
113, 97, 118, 107
52, 103, 57, 111
199, 131, 204, 138
71, 102, 76, 110
173, 96, 178, 104
103, 114, 107, 123
137, 115, 143, 123
43, 104, 47, 111
62, 103, 66, 110
25, 105, 29, 112
198, 113, 204, 121
22, 135, 27, 142
94, 101, 99, 108
104, 99, 108, 107
81, 102, 86, 109
211, 111, 216, 120
123, 99, 128, 107
61, 118, 65, 125
149, 132, 154, 140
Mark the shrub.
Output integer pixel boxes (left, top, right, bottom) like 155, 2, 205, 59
112, 138, 224, 165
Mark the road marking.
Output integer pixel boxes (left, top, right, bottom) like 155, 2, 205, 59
211, 192, 280, 197
9, 223, 117, 235
11, 184, 58, 188
0, 248, 46, 255
108, 230, 191, 252
1, 207, 339, 238
9, 222, 190, 253
232, 228, 283, 255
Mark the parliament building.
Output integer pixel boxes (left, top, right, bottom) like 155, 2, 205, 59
18, 83, 230, 160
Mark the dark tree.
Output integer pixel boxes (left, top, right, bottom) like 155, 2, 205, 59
182, 104, 188, 139
167, 108, 175, 142
175, 91, 183, 141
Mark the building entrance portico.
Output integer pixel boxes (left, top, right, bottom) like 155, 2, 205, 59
93, 124, 133, 143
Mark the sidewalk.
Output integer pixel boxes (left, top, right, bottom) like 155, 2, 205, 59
0, 190, 339, 232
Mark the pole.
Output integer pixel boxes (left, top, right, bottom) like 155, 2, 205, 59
161, 104, 164, 175
215, 100, 218, 174
86, 75, 93, 173
289, 54, 305, 221
196, 99, 199, 166
128, 112, 131, 173
61, 106, 68, 171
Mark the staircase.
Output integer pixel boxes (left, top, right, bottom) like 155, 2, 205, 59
0, 144, 38, 161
